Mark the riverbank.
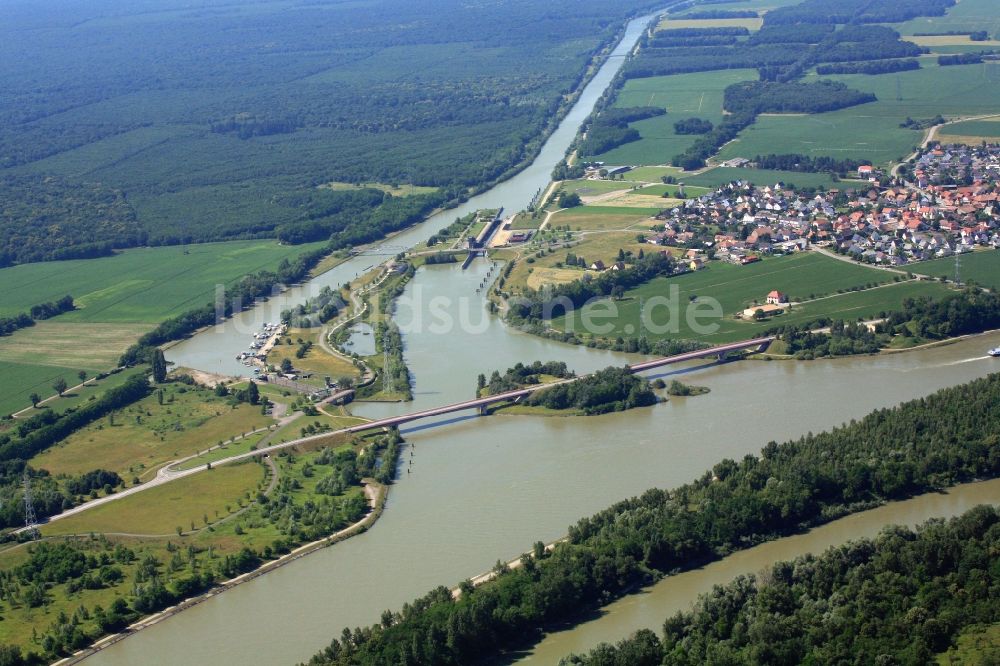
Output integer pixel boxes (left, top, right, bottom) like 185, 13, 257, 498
53, 482, 387, 666
516, 477, 1000, 663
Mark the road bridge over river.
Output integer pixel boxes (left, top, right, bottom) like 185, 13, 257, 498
344, 336, 774, 433
21, 336, 772, 533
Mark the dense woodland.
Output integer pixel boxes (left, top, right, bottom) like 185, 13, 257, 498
561, 506, 1000, 665
305, 373, 1000, 665
0, 0, 668, 263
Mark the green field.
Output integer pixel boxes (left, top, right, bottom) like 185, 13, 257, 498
551, 206, 664, 231
938, 119, 1000, 138
553, 253, 953, 343
590, 70, 759, 165
0, 361, 86, 417
912, 250, 1000, 290
896, 0, 1000, 37
30, 382, 276, 479
42, 462, 265, 536
684, 168, 859, 190
717, 63, 1000, 167
0, 240, 322, 322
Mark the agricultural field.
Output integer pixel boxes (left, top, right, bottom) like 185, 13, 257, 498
938, 118, 1000, 140
895, 0, 1000, 38
551, 253, 953, 343
0, 241, 323, 322
683, 168, 859, 190
30, 382, 276, 479
911, 250, 1000, 290
0, 361, 87, 418
717, 63, 1000, 167
0, 365, 148, 420
549, 206, 664, 231
590, 69, 759, 165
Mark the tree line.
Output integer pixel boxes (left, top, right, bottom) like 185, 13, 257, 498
816, 58, 920, 75
0, 296, 74, 337
561, 505, 1000, 665
303, 373, 1000, 665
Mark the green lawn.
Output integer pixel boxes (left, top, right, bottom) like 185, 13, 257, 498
717, 63, 1000, 167
589, 69, 759, 165
0, 240, 324, 322
911, 250, 1000, 290
553, 253, 953, 343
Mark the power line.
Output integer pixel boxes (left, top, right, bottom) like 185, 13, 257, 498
22, 472, 39, 540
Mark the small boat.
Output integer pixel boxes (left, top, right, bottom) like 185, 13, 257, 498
989, 347, 1000, 357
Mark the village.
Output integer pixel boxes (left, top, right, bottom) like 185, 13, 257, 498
637, 143, 1000, 269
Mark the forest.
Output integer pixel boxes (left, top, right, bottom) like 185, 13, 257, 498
0, 0, 667, 264
304, 373, 1000, 665
764, 0, 955, 25
561, 506, 1000, 665
723, 80, 877, 115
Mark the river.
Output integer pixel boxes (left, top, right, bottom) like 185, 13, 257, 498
119, 8, 1000, 666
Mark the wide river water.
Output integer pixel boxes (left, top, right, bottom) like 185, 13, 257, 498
118, 10, 1000, 666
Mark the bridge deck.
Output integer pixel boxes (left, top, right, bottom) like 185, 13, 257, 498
346, 337, 772, 434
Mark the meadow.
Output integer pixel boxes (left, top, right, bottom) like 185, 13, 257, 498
895, 0, 1000, 37
41, 462, 266, 537
268, 328, 360, 383
550, 206, 664, 231
0, 241, 323, 322
552, 253, 953, 343
912, 250, 1000, 290
30, 382, 275, 479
